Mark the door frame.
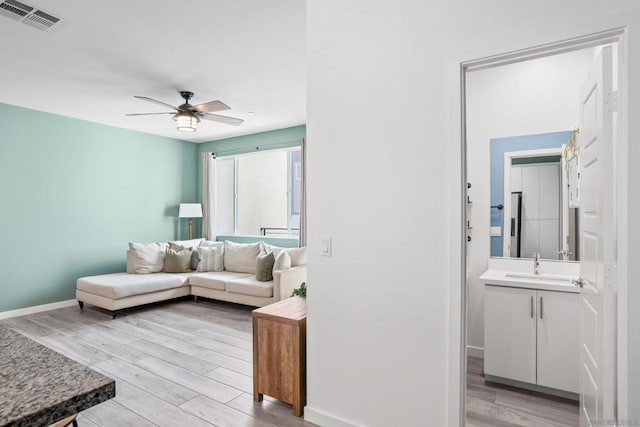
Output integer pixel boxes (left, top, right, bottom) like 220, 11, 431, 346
457, 28, 627, 426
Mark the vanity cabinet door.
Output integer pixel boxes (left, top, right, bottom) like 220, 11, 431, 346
484, 285, 537, 384
536, 290, 579, 393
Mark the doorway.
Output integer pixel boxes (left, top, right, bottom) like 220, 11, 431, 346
460, 30, 624, 427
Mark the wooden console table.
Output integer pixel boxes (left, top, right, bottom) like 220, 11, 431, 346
252, 296, 306, 416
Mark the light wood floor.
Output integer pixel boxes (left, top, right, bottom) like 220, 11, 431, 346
2, 299, 580, 427
1, 299, 316, 427
466, 356, 579, 427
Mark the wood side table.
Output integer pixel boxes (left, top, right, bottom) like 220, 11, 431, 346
252, 296, 307, 416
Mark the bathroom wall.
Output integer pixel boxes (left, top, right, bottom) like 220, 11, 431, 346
466, 49, 595, 357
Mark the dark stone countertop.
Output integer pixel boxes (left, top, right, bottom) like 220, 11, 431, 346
0, 326, 115, 427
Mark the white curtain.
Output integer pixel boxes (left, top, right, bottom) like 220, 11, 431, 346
299, 138, 307, 247
201, 152, 216, 240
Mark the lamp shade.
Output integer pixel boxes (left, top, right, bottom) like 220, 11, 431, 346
176, 112, 197, 132
178, 203, 203, 218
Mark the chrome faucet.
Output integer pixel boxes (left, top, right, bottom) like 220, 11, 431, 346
533, 252, 540, 275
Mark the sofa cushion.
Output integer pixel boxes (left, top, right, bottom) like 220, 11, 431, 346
164, 247, 193, 273
200, 240, 224, 248
169, 238, 204, 248
223, 241, 261, 274
189, 271, 252, 291
127, 242, 168, 274
273, 250, 292, 271
197, 246, 224, 272
226, 276, 274, 298
255, 252, 275, 282
77, 272, 192, 299
264, 244, 307, 267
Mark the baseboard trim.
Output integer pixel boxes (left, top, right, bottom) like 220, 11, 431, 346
304, 406, 360, 427
466, 345, 484, 359
0, 299, 77, 320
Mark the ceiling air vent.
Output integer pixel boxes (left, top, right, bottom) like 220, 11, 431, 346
0, 0, 64, 32
0, 0, 33, 21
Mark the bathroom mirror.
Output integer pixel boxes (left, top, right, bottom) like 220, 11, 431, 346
490, 132, 579, 261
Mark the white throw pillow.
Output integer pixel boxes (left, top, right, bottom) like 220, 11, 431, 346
200, 240, 224, 248
273, 250, 292, 271
127, 242, 168, 274
169, 238, 204, 248
264, 244, 307, 267
223, 241, 261, 274
197, 246, 224, 272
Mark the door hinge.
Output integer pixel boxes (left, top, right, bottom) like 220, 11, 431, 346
606, 90, 619, 113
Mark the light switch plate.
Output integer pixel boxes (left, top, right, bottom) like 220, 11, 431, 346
490, 226, 502, 237
321, 236, 332, 257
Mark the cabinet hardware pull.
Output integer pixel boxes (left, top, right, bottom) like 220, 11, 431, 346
540, 296, 544, 319
530, 296, 534, 318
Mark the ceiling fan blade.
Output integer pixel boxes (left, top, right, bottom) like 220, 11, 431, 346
134, 96, 179, 111
126, 112, 176, 116
191, 100, 230, 113
201, 113, 244, 126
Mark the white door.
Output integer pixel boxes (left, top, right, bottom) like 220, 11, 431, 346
577, 45, 616, 426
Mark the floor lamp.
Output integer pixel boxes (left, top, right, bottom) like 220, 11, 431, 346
178, 203, 203, 240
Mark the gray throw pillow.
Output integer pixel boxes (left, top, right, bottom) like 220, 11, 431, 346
255, 252, 275, 282
164, 247, 193, 273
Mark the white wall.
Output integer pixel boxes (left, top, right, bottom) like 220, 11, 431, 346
466, 49, 594, 355
306, 2, 640, 426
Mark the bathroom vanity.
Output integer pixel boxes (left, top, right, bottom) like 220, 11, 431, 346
480, 258, 580, 398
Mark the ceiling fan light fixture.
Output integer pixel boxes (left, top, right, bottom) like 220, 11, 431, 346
175, 112, 197, 132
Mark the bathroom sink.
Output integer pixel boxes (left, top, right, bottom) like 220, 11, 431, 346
504, 272, 573, 284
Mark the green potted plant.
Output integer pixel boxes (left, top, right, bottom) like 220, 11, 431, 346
291, 282, 306, 297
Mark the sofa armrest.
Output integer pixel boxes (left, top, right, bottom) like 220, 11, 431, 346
273, 265, 307, 301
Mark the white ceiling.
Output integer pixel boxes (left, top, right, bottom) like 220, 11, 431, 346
0, 0, 306, 143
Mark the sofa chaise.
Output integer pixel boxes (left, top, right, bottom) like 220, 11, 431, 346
76, 239, 306, 318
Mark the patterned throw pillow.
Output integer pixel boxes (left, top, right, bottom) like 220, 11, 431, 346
197, 246, 224, 272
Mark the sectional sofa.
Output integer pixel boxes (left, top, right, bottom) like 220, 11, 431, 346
76, 239, 307, 318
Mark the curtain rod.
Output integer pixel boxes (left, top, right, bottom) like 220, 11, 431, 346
207, 138, 302, 158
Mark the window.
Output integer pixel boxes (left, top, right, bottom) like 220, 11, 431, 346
215, 147, 301, 237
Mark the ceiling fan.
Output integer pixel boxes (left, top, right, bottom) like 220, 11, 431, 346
127, 91, 244, 132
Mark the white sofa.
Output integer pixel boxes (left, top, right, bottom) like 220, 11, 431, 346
76, 239, 306, 318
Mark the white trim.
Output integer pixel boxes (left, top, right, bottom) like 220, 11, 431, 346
0, 299, 77, 320
304, 406, 360, 427
466, 345, 484, 359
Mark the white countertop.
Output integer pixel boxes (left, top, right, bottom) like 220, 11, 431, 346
479, 269, 580, 293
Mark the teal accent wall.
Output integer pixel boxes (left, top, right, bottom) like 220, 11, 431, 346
198, 125, 305, 156
0, 103, 199, 312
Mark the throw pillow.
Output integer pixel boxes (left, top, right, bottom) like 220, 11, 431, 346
197, 246, 224, 272
127, 242, 168, 274
164, 247, 193, 273
256, 252, 275, 282
200, 240, 224, 248
264, 244, 307, 267
273, 250, 292, 271
223, 241, 261, 274
169, 238, 204, 248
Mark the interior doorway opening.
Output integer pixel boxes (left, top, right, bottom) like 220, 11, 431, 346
460, 29, 625, 427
